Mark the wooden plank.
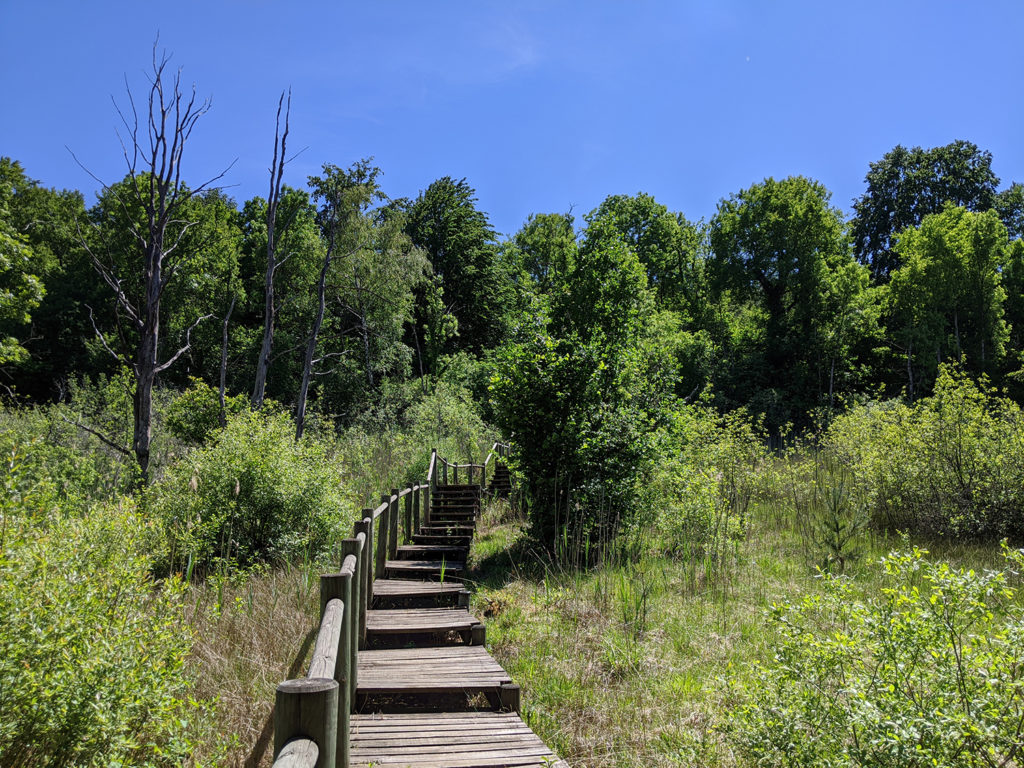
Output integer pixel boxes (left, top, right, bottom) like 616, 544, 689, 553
357, 647, 510, 693
372, 580, 465, 597
349, 712, 566, 768
366, 607, 478, 634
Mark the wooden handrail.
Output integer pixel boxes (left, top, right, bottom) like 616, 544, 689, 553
272, 442, 507, 768
308, 599, 343, 679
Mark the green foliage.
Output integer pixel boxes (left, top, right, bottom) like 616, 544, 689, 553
889, 205, 1011, 394
583, 193, 705, 317
826, 365, 1024, 538
150, 409, 347, 572
405, 176, 515, 357
492, 218, 684, 557
0, 163, 46, 366
731, 546, 1024, 768
851, 141, 1003, 277
782, 450, 871, 572
646, 404, 766, 564
165, 378, 250, 443
0, 441, 211, 766
709, 176, 882, 429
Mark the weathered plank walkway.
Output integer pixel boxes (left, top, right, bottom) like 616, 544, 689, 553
352, 480, 567, 768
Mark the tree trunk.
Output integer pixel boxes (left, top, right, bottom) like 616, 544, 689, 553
296, 250, 332, 439
953, 309, 962, 361
252, 92, 290, 407
252, 256, 276, 407
907, 339, 915, 400
133, 239, 162, 484
219, 294, 236, 428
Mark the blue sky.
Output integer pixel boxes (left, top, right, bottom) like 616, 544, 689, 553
2, 1, 1022, 237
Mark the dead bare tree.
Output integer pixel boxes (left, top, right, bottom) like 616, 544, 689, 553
252, 90, 291, 408
73, 44, 229, 482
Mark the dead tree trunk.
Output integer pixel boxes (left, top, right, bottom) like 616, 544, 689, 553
252, 91, 291, 407
295, 244, 333, 439
78, 45, 225, 483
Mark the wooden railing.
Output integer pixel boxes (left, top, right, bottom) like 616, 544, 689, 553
270, 443, 507, 768
438, 441, 510, 492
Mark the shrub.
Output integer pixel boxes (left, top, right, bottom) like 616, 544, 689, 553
164, 378, 249, 444
826, 365, 1024, 538
647, 403, 766, 560
730, 546, 1024, 768
0, 440, 210, 766
150, 409, 347, 573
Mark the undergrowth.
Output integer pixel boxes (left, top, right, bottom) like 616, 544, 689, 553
470, 494, 1016, 767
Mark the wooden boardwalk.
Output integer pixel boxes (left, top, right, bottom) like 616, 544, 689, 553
351, 481, 567, 768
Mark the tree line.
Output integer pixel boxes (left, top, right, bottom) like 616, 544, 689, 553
2, 55, 1022, 497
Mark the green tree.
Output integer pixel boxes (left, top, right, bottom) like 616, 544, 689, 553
0, 158, 90, 396
508, 211, 577, 297
583, 193, 706, 318
709, 176, 876, 426
405, 177, 513, 359
0, 222, 44, 367
235, 187, 323, 405
851, 141, 1005, 278
996, 182, 1024, 241
491, 221, 666, 554
888, 205, 1010, 396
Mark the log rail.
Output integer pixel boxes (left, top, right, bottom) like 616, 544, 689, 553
270, 441, 563, 768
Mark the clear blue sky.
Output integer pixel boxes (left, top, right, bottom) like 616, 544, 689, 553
2, 1, 1022, 238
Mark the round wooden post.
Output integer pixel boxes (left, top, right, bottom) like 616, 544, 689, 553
404, 484, 413, 543
354, 517, 372, 647
339, 544, 361, 699
453, 463, 459, 484
275, 678, 338, 768
375, 497, 389, 579
388, 489, 399, 560
412, 484, 420, 537
443, 460, 448, 485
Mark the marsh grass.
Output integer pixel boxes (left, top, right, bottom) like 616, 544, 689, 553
472, 482, 1014, 768
184, 562, 322, 767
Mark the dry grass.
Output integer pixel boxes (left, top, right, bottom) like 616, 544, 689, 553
184, 565, 321, 767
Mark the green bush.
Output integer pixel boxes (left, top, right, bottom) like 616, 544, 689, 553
647, 403, 766, 559
164, 378, 249, 444
730, 546, 1024, 767
150, 409, 348, 573
0, 440, 210, 766
826, 365, 1024, 538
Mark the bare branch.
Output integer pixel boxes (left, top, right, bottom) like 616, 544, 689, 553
86, 305, 127, 364
155, 313, 212, 374
61, 415, 132, 456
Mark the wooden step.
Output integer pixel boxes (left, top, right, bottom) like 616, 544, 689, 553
357, 646, 510, 696
385, 559, 465, 580
372, 579, 467, 605
350, 712, 568, 768
413, 534, 472, 547
417, 524, 475, 535
396, 544, 468, 560
429, 513, 476, 523
366, 607, 480, 637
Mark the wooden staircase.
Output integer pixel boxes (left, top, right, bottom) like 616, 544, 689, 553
271, 443, 565, 768
352, 475, 566, 767
487, 462, 513, 498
